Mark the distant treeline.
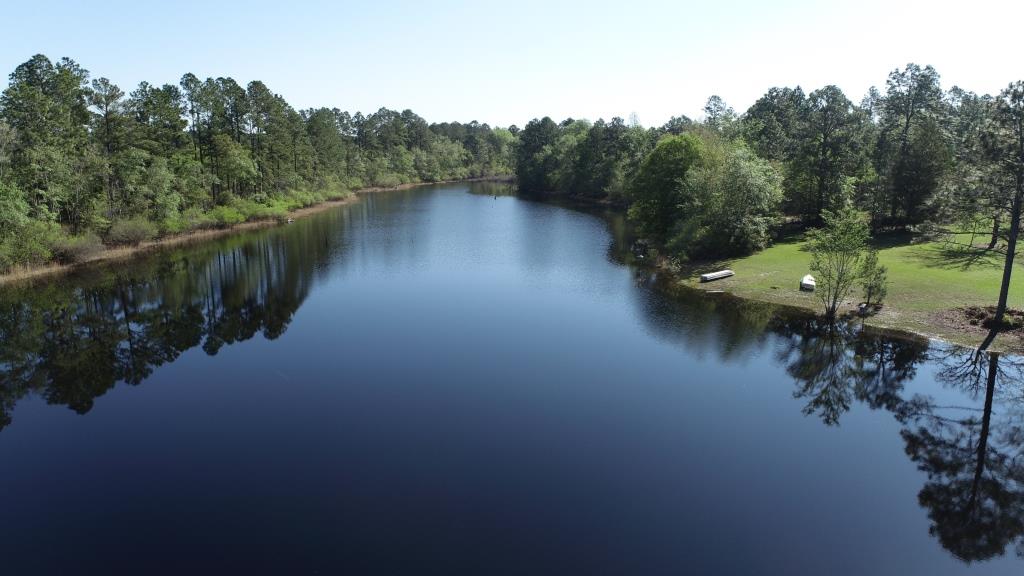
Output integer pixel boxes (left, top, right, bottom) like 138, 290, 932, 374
0, 54, 516, 271
516, 64, 1024, 261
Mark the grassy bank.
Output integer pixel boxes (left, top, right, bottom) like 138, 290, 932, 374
674, 231, 1024, 351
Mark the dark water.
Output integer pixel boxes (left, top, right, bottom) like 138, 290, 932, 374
0, 182, 1021, 575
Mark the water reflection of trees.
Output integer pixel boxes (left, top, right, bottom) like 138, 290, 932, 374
901, 342, 1024, 562
0, 214, 343, 430
636, 276, 1023, 563
773, 319, 1024, 563
776, 320, 928, 425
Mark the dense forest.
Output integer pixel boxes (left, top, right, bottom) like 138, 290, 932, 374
0, 54, 516, 272
515, 64, 1024, 264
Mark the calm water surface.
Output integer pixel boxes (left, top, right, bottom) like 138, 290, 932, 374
0, 182, 1021, 575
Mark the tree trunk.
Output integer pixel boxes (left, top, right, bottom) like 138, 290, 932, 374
989, 105, 1024, 342
989, 180, 1023, 337
987, 215, 1000, 250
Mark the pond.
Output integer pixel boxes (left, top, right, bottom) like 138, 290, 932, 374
0, 182, 1021, 574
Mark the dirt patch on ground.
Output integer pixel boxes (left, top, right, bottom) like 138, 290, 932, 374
960, 305, 1024, 330
930, 306, 1024, 349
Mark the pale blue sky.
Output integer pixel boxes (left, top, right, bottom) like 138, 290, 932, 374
2, 0, 1021, 127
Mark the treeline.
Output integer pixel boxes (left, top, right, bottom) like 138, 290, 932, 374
515, 64, 1024, 262
0, 54, 516, 272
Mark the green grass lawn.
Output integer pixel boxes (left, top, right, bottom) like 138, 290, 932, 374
678, 232, 1024, 349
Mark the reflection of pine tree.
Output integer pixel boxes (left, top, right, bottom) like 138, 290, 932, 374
901, 339, 1024, 562
775, 321, 1024, 561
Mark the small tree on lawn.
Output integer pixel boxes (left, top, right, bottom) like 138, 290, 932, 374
809, 207, 870, 320
861, 250, 889, 309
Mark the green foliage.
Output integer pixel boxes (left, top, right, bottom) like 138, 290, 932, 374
808, 207, 871, 319
672, 143, 784, 259
51, 232, 104, 264
515, 116, 654, 199
0, 220, 61, 271
860, 250, 889, 307
0, 175, 63, 271
703, 95, 739, 137
371, 172, 404, 188
206, 206, 246, 228
546, 120, 591, 191
0, 180, 30, 232
212, 134, 258, 193
106, 217, 158, 246
873, 64, 951, 228
742, 87, 807, 162
515, 117, 559, 192
414, 136, 470, 181
569, 118, 634, 198
161, 207, 217, 233
792, 86, 873, 220
229, 198, 287, 221
627, 134, 705, 242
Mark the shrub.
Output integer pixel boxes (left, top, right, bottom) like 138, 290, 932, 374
861, 250, 889, 308
0, 181, 30, 232
0, 240, 13, 273
51, 233, 105, 264
106, 218, 158, 246
267, 197, 301, 214
158, 216, 187, 235
228, 198, 289, 222
320, 185, 351, 201
285, 189, 317, 207
0, 220, 61, 271
373, 173, 404, 188
180, 208, 217, 231
207, 205, 246, 228
15, 220, 61, 265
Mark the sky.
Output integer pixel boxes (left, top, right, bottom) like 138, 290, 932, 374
2, 0, 1022, 128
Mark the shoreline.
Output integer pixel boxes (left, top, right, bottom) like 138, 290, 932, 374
530, 189, 1020, 353
0, 176, 512, 287
3, 181, 1012, 353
